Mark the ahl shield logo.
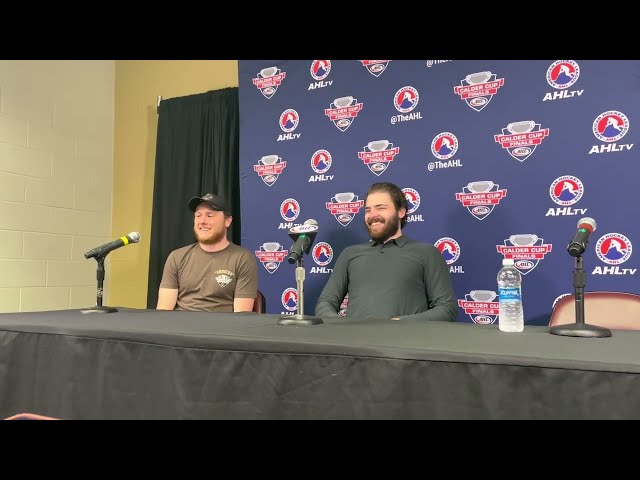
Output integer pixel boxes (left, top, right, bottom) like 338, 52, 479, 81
252, 66, 286, 99
310, 60, 331, 80
280, 198, 300, 221
435, 237, 460, 265
596, 233, 632, 265
454, 71, 505, 111
326, 192, 364, 226
358, 140, 400, 176
458, 290, 499, 325
325, 96, 364, 132
549, 175, 584, 206
312, 242, 334, 267
495, 120, 550, 162
431, 132, 459, 160
255, 242, 288, 274
253, 155, 286, 187
592, 111, 629, 143
455, 181, 508, 220
546, 60, 580, 89
393, 86, 419, 113
281, 288, 298, 312
497, 234, 553, 275
279, 109, 299, 133
311, 149, 332, 174
360, 60, 391, 77
402, 188, 421, 214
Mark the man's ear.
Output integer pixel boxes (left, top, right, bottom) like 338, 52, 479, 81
225, 215, 233, 228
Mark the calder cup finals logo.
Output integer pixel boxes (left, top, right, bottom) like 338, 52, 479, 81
360, 60, 391, 77
454, 71, 505, 111
456, 181, 508, 220
325, 96, 364, 132
252, 66, 286, 99
458, 290, 499, 325
255, 242, 288, 274
497, 234, 553, 275
253, 155, 286, 187
495, 120, 550, 162
326, 192, 364, 226
358, 140, 400, 176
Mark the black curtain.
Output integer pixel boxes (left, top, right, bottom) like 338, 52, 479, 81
146, 87, 240, 309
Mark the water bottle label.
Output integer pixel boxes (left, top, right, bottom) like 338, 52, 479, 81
499, 287, 521, 301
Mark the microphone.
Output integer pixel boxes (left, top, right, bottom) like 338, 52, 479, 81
287, 220, 319, 264
84, 232, 141, 259
567, 217, 596, 257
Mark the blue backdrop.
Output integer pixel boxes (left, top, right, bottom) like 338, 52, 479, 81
238, 60, 639, 325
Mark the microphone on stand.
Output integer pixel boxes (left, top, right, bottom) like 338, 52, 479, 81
81, 232, 142, 315
567, 218, 597, 257
551, 218, 611, 338
278, 219, 323, 326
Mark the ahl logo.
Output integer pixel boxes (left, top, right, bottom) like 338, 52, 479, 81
325, 96, 364, 132
360, 60, 391, 77
393, 86, 419, 113
589, 111, 633, 154
311, 149, 332, 174
280, 198, 300, 222
543, 60, 583, 101
458, 290, 499, 325
431, 132, 458, 160
310, 60, 331, 81
456, 180, 508, 220
549, 175, 584, 206
497, 234, 553, 275
592, 111, 629, 143
326, 192, 364, 226
435, 237, 460, 265
454, 71, 505, 112
402, 188, 421, 214
281, 288, 298, 312
279, 109, 299, 133
595, 233, 632, 265
253, 155, 286, 187
495, 120, 550, 162
252, 66, 286, 99
339, 294, 349, 317
255, 242, 288, 274
358, 140, 400, 176
546, 60, 580, 89
312, 242, 334, 267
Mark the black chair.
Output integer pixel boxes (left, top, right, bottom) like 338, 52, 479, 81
253, 290, 266, 313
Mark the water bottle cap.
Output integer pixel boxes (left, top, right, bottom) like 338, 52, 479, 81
502, 258, 514, 266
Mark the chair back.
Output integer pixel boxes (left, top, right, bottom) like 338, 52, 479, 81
549, 291, 640, 331
253, 290, 266, 314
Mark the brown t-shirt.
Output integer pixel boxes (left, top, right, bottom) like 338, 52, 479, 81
160, 242, 258, 312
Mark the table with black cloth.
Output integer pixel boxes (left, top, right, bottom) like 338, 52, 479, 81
0, 308, 638, 420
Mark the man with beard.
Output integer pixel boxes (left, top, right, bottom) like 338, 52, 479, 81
315, 182, 457, 321
156, 193, 258, 312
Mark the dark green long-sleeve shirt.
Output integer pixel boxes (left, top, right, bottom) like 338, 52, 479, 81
315, 235, 458, 321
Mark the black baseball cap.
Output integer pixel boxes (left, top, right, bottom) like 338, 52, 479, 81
188, 193, 230, 215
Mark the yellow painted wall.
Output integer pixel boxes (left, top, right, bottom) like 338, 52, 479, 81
112, 60, 238, 308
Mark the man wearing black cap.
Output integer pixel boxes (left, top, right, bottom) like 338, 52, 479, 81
157, 193, 259, 312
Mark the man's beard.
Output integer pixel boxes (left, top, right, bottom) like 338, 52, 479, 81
194, 227, 226, 245
366, 215, 400, 242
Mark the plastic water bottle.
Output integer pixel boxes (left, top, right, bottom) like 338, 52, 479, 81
497, 258, 524, 332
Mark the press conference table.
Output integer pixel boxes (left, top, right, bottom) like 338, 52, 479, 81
0, 308, 639, 419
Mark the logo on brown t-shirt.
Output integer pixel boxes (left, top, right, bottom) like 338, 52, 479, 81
215, 269, 234, 288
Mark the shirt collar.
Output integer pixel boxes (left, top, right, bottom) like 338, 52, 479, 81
370, 234, 409, 247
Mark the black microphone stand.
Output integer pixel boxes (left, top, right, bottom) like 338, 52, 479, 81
81, 255, 118, 314
549, 255, 611, 337
278, 255, 323, 326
